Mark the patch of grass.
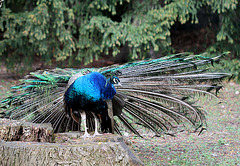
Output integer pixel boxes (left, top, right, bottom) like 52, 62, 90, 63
131, 82, 240, 165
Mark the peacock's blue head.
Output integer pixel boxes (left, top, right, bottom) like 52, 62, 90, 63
103, 76, 120, 99
107, 76, 121, 86
110, 76, 120, 84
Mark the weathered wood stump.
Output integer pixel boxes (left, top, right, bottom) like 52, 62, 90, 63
0, 118, 53, 142
0, 119, 144, 166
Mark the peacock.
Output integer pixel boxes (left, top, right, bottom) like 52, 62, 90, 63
0, 52, 231, 138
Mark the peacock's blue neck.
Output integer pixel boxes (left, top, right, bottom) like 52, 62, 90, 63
102, 82, 116, 100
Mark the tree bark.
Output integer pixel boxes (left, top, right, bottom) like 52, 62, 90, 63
0, 118, 53, 142
0, 119, 144, 166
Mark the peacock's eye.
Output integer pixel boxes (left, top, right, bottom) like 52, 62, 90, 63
111, 77, 120, 84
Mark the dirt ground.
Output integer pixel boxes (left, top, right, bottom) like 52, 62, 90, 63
130, 82, 240, 165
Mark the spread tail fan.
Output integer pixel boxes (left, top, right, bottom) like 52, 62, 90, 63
0, 52, 231, 137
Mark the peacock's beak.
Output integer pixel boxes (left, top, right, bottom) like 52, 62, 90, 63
117, 82, 122, 87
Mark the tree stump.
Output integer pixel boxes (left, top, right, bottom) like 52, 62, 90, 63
0, 119, 144, 166
0, 118, 53, 142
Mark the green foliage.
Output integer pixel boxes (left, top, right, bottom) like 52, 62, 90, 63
215, 58, 240, 82
207, 0, 240, 58
0, 0, 239, 72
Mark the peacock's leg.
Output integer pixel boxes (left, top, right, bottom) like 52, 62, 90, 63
92, 112, 101, 136
80, 111, 91, 138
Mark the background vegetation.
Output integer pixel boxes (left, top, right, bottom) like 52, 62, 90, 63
0, 0, 240, 80
0, 1, 239, 165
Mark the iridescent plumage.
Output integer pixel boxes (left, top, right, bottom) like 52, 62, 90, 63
64, 72, 117, 137
0, 52, 231, 137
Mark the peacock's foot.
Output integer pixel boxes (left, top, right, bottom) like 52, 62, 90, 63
81, 132, 91, 138
93, 131, 102, 137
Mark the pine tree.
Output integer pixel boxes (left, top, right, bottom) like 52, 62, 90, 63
0, 0, 239, 72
